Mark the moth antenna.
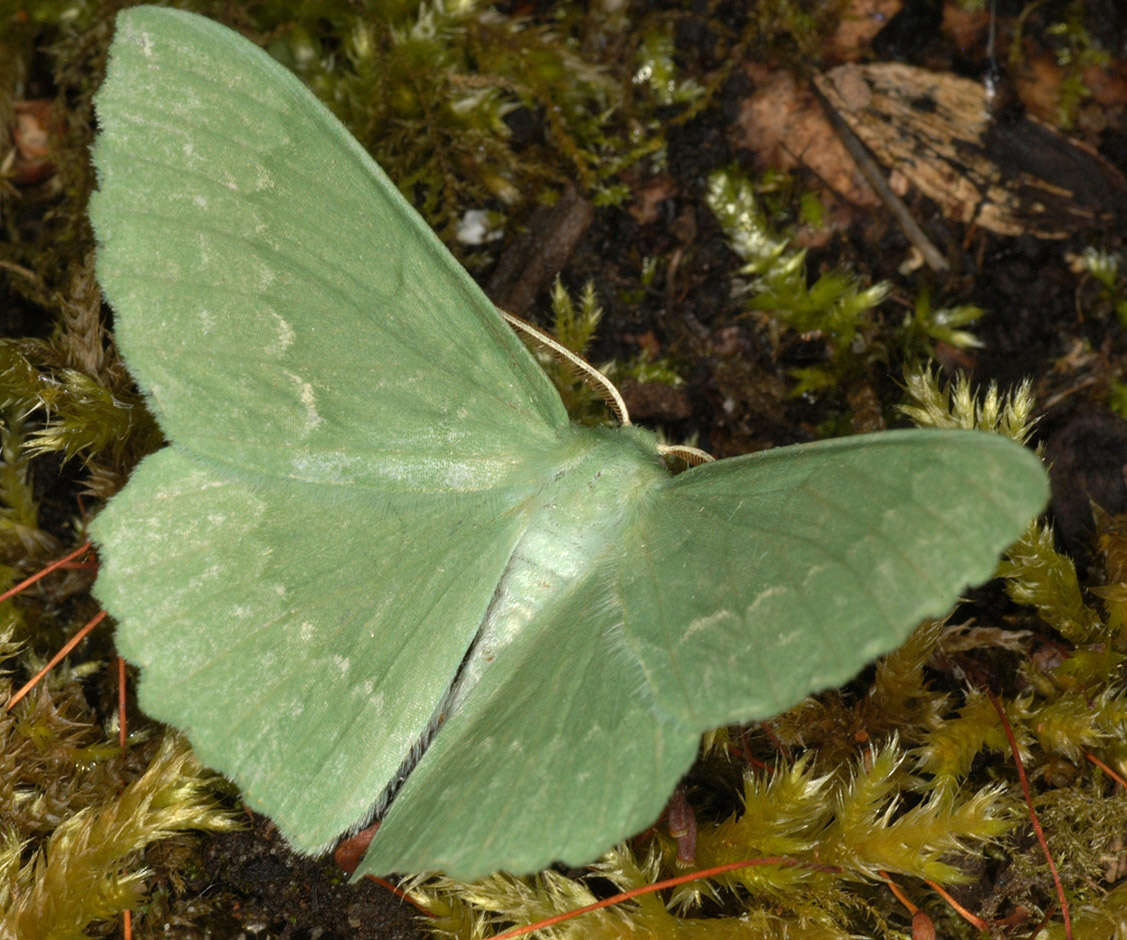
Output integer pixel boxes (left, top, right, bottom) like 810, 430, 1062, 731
501, 310, 631, 426
657, 443, 715, 465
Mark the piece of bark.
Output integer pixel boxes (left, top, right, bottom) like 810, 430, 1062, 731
738, 67, 882, 212
811, 76, 949, 271
813, 63, 1127, 238
486, 185, 594, 316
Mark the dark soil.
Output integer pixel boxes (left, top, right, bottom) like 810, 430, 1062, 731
5, 0, 1127, 936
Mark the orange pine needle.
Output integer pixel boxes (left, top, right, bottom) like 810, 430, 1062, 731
490, 857, 827, 940
1086, 751, 1127, 789
881, 868, 989, 932
117, 654, 133, 937
117, 656, 128, 749
923, 878, 988, 931
989, 691, 1071, 939
368, 876, 435, 916
879, 870, 919, 915
1, 545, 134, 935
5, 609, 107, 711
0, 541, 94, 605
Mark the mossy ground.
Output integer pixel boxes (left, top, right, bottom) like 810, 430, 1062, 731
1, 0, 1126, 937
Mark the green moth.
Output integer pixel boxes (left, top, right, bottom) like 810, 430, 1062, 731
88, 6, 1048, 881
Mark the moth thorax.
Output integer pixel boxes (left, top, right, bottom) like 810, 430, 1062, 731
446, 426, 664, 712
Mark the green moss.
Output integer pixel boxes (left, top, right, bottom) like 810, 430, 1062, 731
706, 166, 890, 397
0, 2, 1119, 936
1044, 0, 1110, 128
226, 0, 695, 243
1076, 247, 1127, 328
899, 286, 984, 360
0, 729, 237, 938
